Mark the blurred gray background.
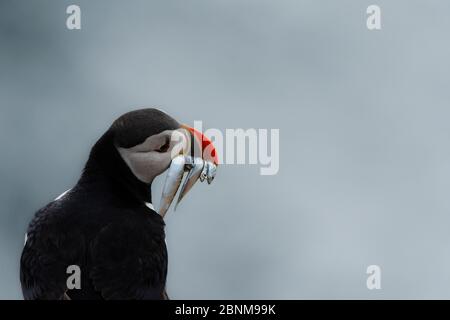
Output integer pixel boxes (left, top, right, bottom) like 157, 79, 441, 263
1, 0, 450, 299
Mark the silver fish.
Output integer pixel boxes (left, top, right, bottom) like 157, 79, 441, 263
158, 155, 186, 218
175, 157, 205, 209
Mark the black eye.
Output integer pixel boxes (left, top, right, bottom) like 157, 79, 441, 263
156, 138, 170, 153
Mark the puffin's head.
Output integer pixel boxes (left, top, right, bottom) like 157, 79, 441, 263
108, 108, 218, 217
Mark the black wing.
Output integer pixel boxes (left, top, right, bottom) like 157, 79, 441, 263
89, 214, 168, 300
20, 204, 80, 300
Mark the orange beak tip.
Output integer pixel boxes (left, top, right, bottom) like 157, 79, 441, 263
181, 124, 219, 165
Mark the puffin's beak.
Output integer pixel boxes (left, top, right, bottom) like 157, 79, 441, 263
158, 125, 218, 218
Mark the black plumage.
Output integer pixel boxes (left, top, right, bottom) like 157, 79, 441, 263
20, 109, 180, 299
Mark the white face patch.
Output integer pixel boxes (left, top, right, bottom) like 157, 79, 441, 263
117, 129, 189, 184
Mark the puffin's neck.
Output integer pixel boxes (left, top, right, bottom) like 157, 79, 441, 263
80, 131, 153, 206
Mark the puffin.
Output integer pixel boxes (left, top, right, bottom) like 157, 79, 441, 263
20, 108, 218, 300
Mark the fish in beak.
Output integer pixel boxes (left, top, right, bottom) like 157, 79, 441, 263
158, 125, 218, 218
